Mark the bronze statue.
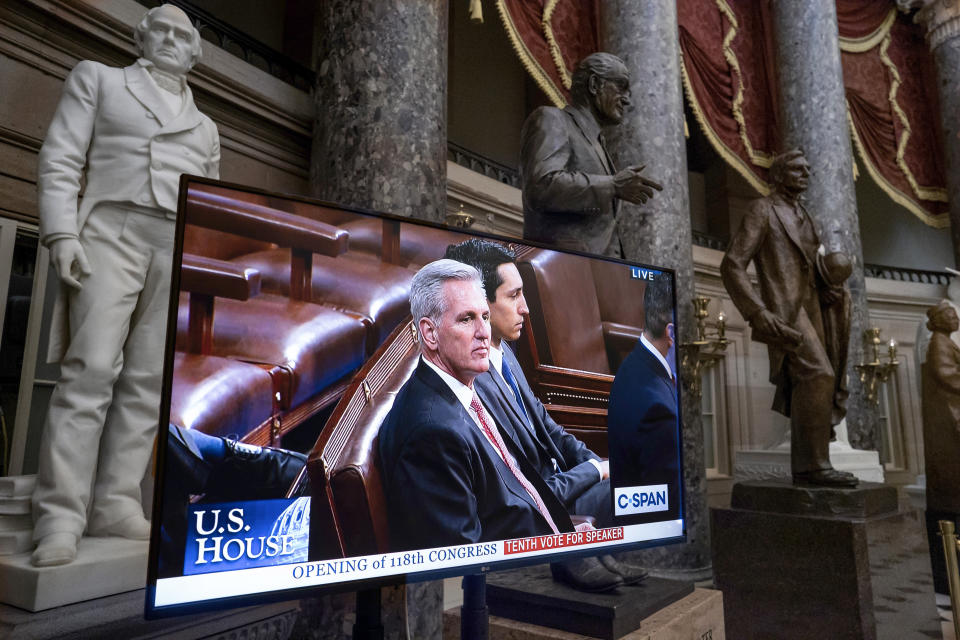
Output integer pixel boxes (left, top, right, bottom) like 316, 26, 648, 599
519, 52, 661, 258
922, 301, 960, 513
721, 149, 857, 487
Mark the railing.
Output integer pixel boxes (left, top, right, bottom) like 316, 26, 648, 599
863, 264, 951, 285
692, 230, 728, 251
447, 142, 521, 188
137, 0, 315, 91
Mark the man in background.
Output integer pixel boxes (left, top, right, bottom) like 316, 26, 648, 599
607, 274, 681, 525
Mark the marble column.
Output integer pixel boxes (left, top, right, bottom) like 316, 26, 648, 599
305, 1, 447, 638
311, 0, 448, 223
599, 1, 712, 581
904, 0, 960, 267
769, 0, 878, 451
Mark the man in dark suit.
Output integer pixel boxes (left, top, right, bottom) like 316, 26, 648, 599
445, 239, 646, 590
520, 52, 661, 258
608, 274, 682, 525
720, 150, 856, 487
379, 259, 576, 552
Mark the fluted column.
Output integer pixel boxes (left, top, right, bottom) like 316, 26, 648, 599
769, 0, 878, 451
311, 0, 448, 222
599, 0, 711, 581
905, 0, 960, 266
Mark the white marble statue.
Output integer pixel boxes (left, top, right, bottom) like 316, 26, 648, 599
31, 4, 219, 566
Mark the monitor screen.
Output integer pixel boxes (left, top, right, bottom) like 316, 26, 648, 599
145, 177, 685, 616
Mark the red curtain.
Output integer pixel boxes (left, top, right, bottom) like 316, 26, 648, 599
494, 0, 948, 227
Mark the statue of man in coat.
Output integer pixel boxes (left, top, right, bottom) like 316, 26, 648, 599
721, 149, 857, 487
31, 4, 220, 566
519, 52, 661, 258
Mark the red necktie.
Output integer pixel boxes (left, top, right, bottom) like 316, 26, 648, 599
470, 393, 559, 534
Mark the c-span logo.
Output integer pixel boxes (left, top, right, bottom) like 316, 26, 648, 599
614, 485, 669, 516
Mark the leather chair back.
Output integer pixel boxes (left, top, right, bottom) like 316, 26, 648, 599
307, 319, 421, 559
591, 259, 646, 330
518, 249, 610, 374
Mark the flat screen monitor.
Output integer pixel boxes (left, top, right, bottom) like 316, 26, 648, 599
145, 176, 685, 616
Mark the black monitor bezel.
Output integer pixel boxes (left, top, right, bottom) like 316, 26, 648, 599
144, 174, 687, 619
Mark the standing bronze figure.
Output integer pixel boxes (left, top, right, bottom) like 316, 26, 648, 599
721, 150, 857, 487
922, 301, 960, 513
519, 52, 661, 258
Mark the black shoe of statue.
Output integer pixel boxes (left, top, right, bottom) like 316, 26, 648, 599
205, 440, 308, 501
793, 468, 859, 488
550, 556, 624, 593
598, 554, 649, 585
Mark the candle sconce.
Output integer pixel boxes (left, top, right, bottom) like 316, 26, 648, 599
854, 327, 898, 405
445, 203, 476, 229
679, 295, 730, 397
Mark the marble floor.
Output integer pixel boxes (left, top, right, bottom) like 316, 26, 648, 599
939, 593, 956, 640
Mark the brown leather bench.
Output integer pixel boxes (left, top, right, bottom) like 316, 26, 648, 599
307, 319, 420, 559
186, 188, 417, 355
513, 247, 618, 456
337, 217, 466, 269
174, 190, 371, 444
590, 259, 645, 372
169, 254, 278, 440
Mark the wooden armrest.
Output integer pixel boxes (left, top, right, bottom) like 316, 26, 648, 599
533, 365, 614, 406
181, 253, 262, 355
544, 404, 609, 456
181, 253, 261, 300
186, 191, 349, 257
602, 321, 641, 353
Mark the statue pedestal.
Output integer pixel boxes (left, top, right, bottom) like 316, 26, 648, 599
444, 580, 723, 640
0, 537, 148, 611
479, 565, 695, 640
0, 587, 300, 639
712, 480, 939, 639
734, 441, 884, 484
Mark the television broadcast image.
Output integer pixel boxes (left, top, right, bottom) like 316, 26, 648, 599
146, 178, 684, 616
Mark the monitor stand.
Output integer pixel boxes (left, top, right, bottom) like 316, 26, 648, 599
353, 588, 384, 640
352, 575, 489, 640
461, 573, 489, 640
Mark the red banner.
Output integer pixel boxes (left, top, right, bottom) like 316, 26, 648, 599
503, 527, 625, 555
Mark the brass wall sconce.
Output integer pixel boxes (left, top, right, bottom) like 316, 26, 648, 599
445, 203, 476, 229
854, 327, 898, 405
679, 295, 730, 397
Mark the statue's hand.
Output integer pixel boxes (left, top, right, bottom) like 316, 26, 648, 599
820, 285, 843, 307
750, 309, 782, 339
614, 164, 664, 205
49, 238, 90, 290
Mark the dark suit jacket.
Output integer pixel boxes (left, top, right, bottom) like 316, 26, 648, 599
520, 104, 620, 257
476, 344, 601, 509
607, 340, 681, 524
378, 360, 574, 551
